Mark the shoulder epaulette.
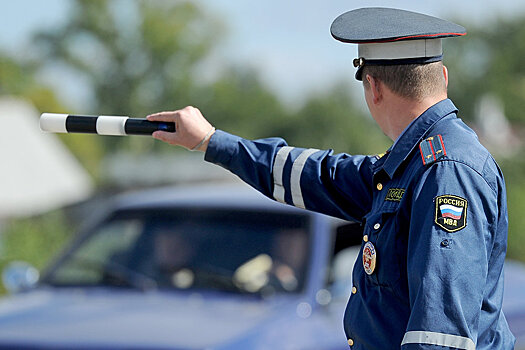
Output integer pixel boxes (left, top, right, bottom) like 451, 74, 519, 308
419, 135, 447, 166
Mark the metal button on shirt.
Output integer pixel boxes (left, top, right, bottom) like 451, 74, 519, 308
363, 234, 369, 242
373, 223, 381, 230
376, 183, 383, 190
348, 338, 354, 346
352, 286, 357, 294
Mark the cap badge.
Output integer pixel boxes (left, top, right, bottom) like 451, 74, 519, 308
362, 241, 377, 275
353, 57, 365, 68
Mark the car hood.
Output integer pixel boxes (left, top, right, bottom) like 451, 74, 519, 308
0, 287, 296, 349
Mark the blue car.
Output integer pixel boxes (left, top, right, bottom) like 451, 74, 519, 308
0, 184, 523, 349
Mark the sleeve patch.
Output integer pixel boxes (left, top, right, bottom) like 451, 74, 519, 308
434, 195, 467, 232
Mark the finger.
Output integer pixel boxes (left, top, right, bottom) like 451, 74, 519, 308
146, 111, 166, 118
147, 111, 178, 122
152, 130, 179, 144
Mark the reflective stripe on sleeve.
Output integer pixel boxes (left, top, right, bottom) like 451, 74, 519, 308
401, 331, 475, 350
290, 149, 319, 209
272, 146, 294, 203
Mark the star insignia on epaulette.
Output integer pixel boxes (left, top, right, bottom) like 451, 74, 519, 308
419, 135, 446, 166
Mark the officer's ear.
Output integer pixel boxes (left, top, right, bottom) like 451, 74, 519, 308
365, 74, 383, 104
442, 65, 449, 88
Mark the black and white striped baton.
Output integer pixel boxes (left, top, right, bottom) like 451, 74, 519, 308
40, 113, 175, 136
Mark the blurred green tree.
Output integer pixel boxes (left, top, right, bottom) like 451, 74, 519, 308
0, 53, 63, 113
281, 83, 389, 154
445, 15, 525, 262
32, 0, 388, 163
445, 14, 525, 125
195, 66, 293, 140
200, 71, 390, 154
499, 158, 525, 261
33, 0, 224, 156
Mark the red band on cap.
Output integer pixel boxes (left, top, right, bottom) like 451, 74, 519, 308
366, 32, 466, 44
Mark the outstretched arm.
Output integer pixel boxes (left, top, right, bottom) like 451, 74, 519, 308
147, 106, 375, 221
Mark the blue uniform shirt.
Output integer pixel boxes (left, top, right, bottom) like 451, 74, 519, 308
204, 99, 515, 349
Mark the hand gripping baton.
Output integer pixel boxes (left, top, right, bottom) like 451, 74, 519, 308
40, 113, 175, 136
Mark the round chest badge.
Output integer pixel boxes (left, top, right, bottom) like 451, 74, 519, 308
362, 242, 377, 275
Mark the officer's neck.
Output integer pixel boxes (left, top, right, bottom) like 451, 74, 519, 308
376, 90, 448, 141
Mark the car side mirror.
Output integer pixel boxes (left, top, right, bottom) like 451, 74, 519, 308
2, 261, 39, 294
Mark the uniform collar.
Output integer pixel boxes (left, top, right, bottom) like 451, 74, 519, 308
378, 98, 458, 178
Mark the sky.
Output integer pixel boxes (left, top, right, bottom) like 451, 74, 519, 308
1, 0, 525, 108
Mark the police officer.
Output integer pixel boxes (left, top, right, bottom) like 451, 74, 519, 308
147, 8, 515, 349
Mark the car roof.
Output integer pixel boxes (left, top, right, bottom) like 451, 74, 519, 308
112, 183, 317, 215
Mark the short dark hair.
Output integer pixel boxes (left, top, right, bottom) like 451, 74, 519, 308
362, 61, 446, 100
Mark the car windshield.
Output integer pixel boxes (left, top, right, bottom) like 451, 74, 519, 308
44, 208, 311, 295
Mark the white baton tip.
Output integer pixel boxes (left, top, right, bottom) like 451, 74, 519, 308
40, 113, 68, 133
96, 116, 129, 136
